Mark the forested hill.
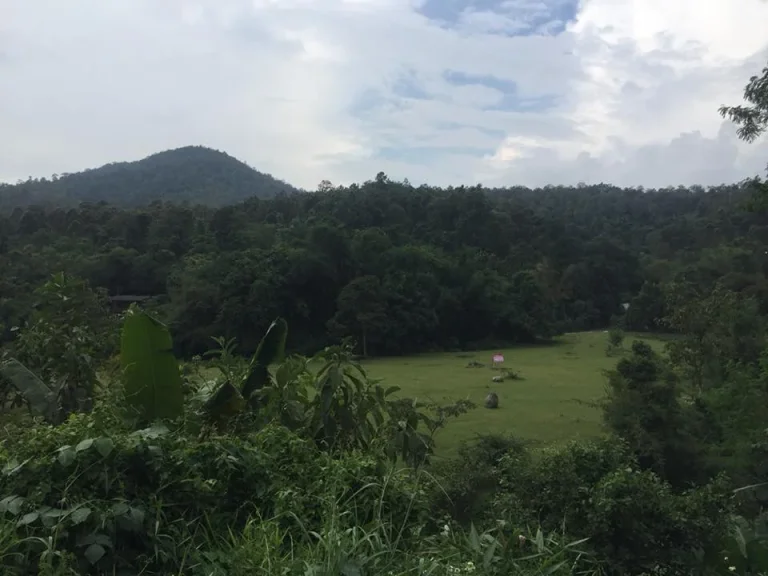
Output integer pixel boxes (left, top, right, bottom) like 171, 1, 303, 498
0, 146, 301, 208
1, 174, 766, 357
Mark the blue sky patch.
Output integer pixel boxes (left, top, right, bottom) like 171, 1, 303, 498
443, 70, 516, 93
391, 69, 433, 100
487, 92, 560, 112
417, 0, 581, 36
443, 70, 560, 112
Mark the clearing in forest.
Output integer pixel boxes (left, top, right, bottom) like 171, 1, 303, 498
361, 331, 665, 458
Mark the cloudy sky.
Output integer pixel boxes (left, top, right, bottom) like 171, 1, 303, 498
1, 0, 767, 190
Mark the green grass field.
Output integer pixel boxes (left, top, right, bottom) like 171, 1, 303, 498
194, 330, 663, 458
360, 331, 664, 457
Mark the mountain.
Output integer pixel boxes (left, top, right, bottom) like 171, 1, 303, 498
0, 146, 302, 208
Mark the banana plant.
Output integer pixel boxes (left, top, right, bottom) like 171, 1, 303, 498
0, 357, 59, 423
202, 318, 288, 428
120, 307, 184, 422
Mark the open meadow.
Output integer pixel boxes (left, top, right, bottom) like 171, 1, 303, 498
361, 331, 665, 457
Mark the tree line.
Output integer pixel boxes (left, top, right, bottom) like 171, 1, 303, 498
2, 176, 767, 357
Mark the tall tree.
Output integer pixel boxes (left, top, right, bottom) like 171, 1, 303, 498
720, 61, 768, 208
328, 276, 388, 357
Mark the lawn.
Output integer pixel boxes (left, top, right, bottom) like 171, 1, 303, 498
360, 331, 664, 458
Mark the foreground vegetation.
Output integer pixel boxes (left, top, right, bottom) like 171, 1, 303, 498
0, 273, 766, 575
0, 56, 765, 576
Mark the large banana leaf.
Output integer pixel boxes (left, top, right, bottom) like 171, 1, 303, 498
120, 308, 183, 421
241, 318, 288, 400
0, 358, 57, 420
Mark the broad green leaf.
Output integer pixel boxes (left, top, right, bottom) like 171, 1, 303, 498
111, 502, 130, 516
0, 358, 56, 419
468, 523, 481, 553
75, 439, 94, 452
57, 447, 76, 468
84, 543, 106, 565
483, 536, 499, 568
120, 309, 183, 421
131, 423, 169, 440
41, 507, 64, 519
17, 512, 39, 526
242, 318, 288, 399
41, 507, 65, 528
70, 506, 91, 525
0, 495, 25, 515
93, 437, 114, 458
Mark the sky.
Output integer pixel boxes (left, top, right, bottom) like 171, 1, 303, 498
1, 0, 767, 191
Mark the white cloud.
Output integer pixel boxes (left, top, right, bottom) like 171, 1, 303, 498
0, 0, 766, 190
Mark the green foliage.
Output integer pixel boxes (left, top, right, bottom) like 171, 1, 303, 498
664, 283, 765, 393
309, 344, 390, 451
242, 317, 288, 401
605, 327, 625, 356
0, 262, 761, 576
327, 275, 388, 357
7, 178, 764, 359
720, 61, 768, 211
201, 318, 288, 429
722, 513, 768, 575
0, 411, 422, 574
720, 62, 768, 144
120, 307, 184, 422
602, 340, 709, 486
625, 281, 666, 332
1, 273, 116, 422
473, 438, 733, 575
0, 358, 57, 422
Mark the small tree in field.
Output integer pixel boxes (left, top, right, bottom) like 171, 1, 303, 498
606, 327, 625, 356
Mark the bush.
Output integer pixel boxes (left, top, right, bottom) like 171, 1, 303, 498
430, 434, 530, 524
495, 439, 732, 575
0, 412, 426, 574
605, 327, 625, 356
434, 435, 732, 575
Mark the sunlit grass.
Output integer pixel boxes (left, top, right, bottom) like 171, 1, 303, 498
359, 331, 665, 458
192, 331, 665, 458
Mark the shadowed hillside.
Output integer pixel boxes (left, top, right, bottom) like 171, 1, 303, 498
0, 146, 302, 208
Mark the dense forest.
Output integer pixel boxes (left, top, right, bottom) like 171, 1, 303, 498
0, 174, 765, 357
0, 146, 300, 208
0, 62, 766, 575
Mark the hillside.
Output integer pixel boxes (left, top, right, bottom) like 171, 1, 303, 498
0, 146, 301, 208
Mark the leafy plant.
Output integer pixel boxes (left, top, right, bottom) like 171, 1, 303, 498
308, 343, 392, 451
605, 327, 625, 357
0, 358, 58, 423
242, 317, 288, 403
120, 306, 183, 422
2, 273, 117, 422
202, 318, 288, 429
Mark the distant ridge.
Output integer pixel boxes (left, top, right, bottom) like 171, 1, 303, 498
0, 146, 303, 208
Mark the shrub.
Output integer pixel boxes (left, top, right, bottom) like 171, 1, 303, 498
0, 411, 426, 574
